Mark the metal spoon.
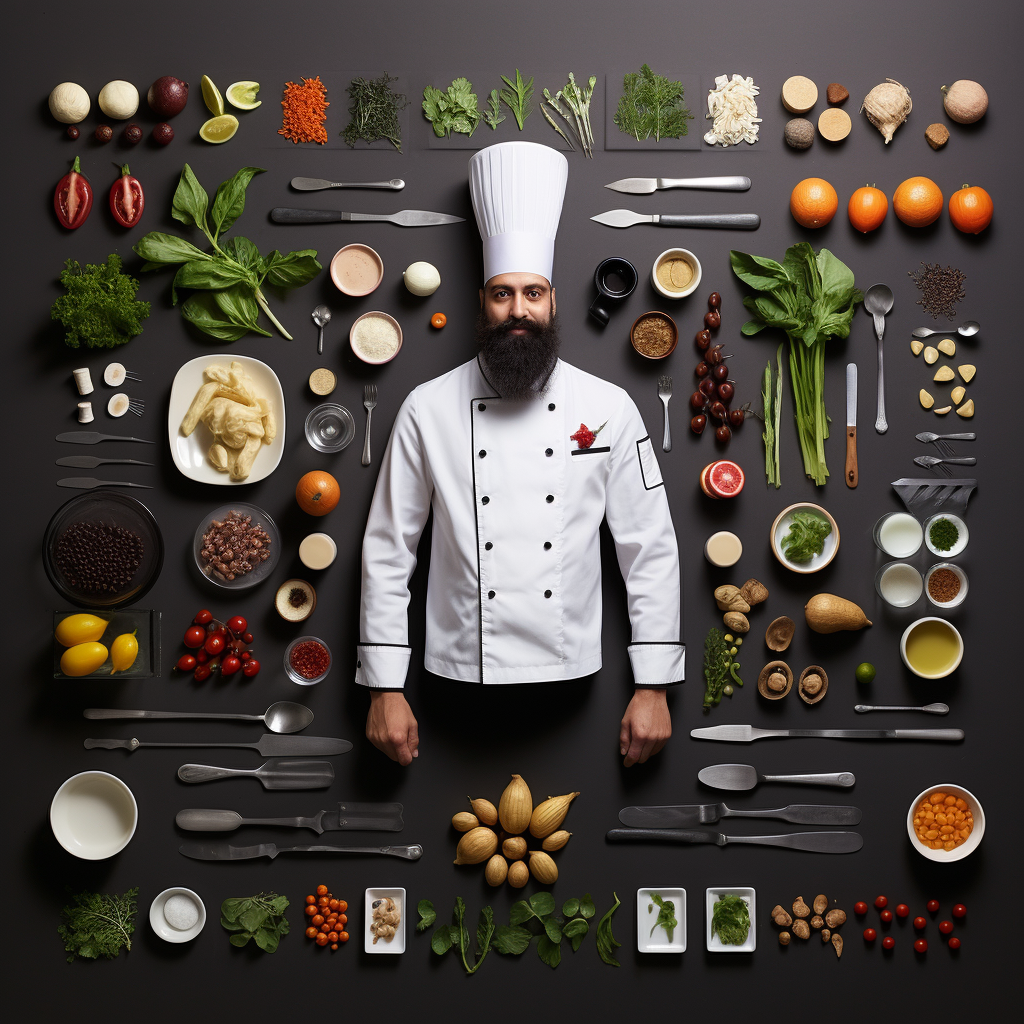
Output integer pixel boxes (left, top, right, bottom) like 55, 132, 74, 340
912, 321, 980, 339
312, 304, 331, 355
83, 701, 314, 734
864, 284, 893, 434
854, 703, 949, 715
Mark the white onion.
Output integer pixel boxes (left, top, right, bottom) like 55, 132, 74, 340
403, 261, 441, 296
49, 82, 91, 123
98, 80, 139, 119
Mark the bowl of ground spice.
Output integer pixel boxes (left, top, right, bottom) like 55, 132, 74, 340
652, 248, 702, 299
925, 563, 968, 609
350, 311, 403, 365
285, 635, 332, 686
924, 513, 968, 558
630, 311, 678, 360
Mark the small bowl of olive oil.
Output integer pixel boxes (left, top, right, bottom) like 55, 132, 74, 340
900, 617, 964, 679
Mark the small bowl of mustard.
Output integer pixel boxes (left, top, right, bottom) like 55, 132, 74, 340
652, 248, 702, 300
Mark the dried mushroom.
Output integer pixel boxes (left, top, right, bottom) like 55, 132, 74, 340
758, 660, 793, 700
765, 615, 795, 652
832, 933, 844, 958
792, 896, 810, 919
821, 928, 831, 943
798, 665, 829, 704
771, 905, 793, 927
810, 915, 824, 929
740, 579, 769, 606
813, 894, 828, 916
715, 585, 751, 613
792, 919, 811, 940
723, 611, 750, 633
824, 908, 847, 929
779, 931, 791, 946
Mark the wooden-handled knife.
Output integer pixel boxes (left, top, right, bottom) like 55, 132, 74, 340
846, 363, 858, 488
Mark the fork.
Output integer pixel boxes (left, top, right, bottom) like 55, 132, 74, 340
913, 454, 976, 477
916, 431, 976, 458
658, 375, 672, 452
361, 384, 377, 466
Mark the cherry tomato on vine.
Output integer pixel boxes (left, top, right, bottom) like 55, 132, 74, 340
204, 634, 225, 656
194, 609, 212, 625
227, 615, 247, 635
193, 663, 212, 682
220, 655, 241, 676
176, 654, 197, 672
242, 659, 261, 678
242, 632, 254, 644
183, 625, 206, 648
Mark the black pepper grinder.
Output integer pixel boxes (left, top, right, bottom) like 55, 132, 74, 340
589, 257, 638, 327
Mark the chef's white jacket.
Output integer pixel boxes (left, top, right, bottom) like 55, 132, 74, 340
355, 356, 684, 689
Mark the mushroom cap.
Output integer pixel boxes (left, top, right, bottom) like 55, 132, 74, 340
758, 660, 794, 700
798, 665, 829, 704
765, 615, 796, 652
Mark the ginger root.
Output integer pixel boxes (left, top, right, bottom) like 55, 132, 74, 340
793, 896, 810, 918
740, 578, 769, 606
813, 894, 828, 915
715, 585, 751, 613
825, 908, 847, 929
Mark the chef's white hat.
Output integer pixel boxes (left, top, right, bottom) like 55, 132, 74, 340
469, 141, 569, 285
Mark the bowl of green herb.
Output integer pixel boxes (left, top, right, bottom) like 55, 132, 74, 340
924, 514, 968, 558
706, 887, 754, 953
770, 502, 839, 574
637, 888, 685, 952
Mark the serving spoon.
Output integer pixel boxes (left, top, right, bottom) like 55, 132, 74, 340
84, 701, 314, 734
854, 703, 949, 715
312, 304, 331, 355
864, 283, 893, 434
912, 321, 980, 339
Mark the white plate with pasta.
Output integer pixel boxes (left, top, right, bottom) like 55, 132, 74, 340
365, 887, 405, 953
168, 354, 286, 485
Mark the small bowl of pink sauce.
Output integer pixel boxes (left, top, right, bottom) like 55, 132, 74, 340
330, 243, 384, 296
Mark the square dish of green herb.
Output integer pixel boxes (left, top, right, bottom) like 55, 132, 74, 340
637, 887, 686, 953
706, 886, 755, 953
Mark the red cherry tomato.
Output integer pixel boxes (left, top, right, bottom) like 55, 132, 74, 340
54, 156, 93, 229
927, 899, 940, 913
914, 938, 928, 953
874, 896, 888, 910
854, 901, 868, 916
952, 903, 966, 918
948, 936, 961, 950
242, 659, 261, 678
242, 632, 254, 644
895, 904, 909, 918
183, 625, 206, 648
109, 164, 144, 228
196, 649, 209, 664
938, 920, 953, 934
204, 634, 226, 656
193, 663, 212, 682
194, 609, 213, 625
227, 615, 248, 635
914, 916, 926, 930
863, 928, 877, 942
880, 909, 893, 923
221, 655, 241, 676
176, 654, 197, 672
882, 936, 895, 950
315, 932, 329, 946
305, 904, 318, 917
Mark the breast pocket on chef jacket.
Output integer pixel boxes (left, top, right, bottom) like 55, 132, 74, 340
636, 436, 664, 489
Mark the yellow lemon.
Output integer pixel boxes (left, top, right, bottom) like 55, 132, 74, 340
200, 114, 239, 144
110, 632, 139, 675
55, 613, 109, 647
201, 74, 224, 116
60, 642, 108, 677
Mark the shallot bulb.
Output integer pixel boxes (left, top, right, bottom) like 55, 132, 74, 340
860, 79, 912, 144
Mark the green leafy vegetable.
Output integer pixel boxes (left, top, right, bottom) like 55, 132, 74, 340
648, 893, 677, 942
614, 64, 692, 142
220, 892, 290, 953
595, 892, 621, 966
703, 627, 742, 710
484, 89, 505, 130
342, 73, 407, 151
416, 899, 436, 932
135, 164, 321, 341
731, 245, 863, 485
51, 255, 150, 350
542, 73, 597, 157
781, 511, 832, 563
422, 78, 482, 137
762, 344, 784, 488
711, 893, 750, 946
491, 924, 532, 954
499, 69, 533, 130
58, 888, 138, 963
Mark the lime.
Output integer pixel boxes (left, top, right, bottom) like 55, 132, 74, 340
201, 75, 224, 116
226, 81, 261, 110
855, 662, 876, 684
199, 114, 239, 144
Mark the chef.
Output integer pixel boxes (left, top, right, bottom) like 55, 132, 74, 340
356, 141, 684, 767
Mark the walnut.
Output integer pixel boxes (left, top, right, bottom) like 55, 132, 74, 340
810, 915, 824, 930
740, 578, 769, 606
792, 919, 811, 940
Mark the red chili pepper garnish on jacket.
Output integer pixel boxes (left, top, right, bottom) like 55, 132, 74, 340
54, 156, 93, 229
109, 164, 144, 228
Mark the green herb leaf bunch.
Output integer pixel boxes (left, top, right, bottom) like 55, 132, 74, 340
781, 510, 833, 563
703, 626, 742, 710
134, 165, 321, 342
595, 891, 621, 966
649, 893, 677, 942
343, 73, 407, 151
422, 78, 482, 137
711, 892, 751, 946
51, 255, 150, 350
58, 887, 138, 962
542, 73, 597, 157
614, 65, 692, 142
499, 69, 533, 130
220, 892, 290, 953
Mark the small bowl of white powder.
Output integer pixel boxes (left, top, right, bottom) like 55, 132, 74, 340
150, 887, 206, 943
350, 311, 403, 365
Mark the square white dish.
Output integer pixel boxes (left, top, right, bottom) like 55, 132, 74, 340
706, 887, 755, 953
637, 887, 686, 952
364, 887, 406, 953
167, 354, 286, 485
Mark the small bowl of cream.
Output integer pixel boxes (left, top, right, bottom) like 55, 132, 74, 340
350, 311, 403, 364
150, 888, 206, 943
330, 243, 383, 297
652, 248, 701, 299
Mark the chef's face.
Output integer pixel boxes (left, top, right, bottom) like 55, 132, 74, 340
480, 273, 557, 329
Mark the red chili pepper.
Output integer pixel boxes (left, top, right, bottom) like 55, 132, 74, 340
109, 164, 144, 228
54, 156, 93, 229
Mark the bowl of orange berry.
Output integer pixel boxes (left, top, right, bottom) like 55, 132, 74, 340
303, 883, 350, 951
907, 784, 985, 863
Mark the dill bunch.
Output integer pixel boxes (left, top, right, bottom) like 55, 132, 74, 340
342, 73, 407, 152
615, 64, 692, 142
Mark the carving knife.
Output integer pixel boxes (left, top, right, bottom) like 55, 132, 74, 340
618, 803, 862, 828
691, 725, 964, 743
604, 175, 751, 194
179, 841, 423, 861
591, 210, 760, 229
270, 208, 464, 227
176, 802, 405, 833
84, 734, 353, 755
846, 363, 858, 488
291, 177, 405, 190
606, 829, 863, 853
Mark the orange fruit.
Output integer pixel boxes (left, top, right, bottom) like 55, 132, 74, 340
295, 470, 341, 516
948, 184, 992, 234
848, 185, 888, 233
790, 178, 838, 228
893, 176, 944, 227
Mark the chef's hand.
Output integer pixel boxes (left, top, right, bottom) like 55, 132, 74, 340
620, 688, 671, 766
366, 691, 420, 765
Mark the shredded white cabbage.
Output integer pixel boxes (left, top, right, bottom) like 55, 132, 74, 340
704, 74, 761, 147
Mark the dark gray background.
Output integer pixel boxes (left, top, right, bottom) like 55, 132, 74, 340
7, 0, 1015, 1016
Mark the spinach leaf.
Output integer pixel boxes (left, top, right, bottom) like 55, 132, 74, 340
491, 925, 531, 955
210, 166, 264, 239
595, 892, 621, 966
430, 923, 453, 954
219, 892, 289, 954
563, 917, 589, 951
537, 934, 561, 968
509, 900, 534, 926
711, 893, 750, 946
416, 899, 436, 932
579, 893, 596, 919
729, 251, 790, 291
649, 893, 677, 942
781, 511, 832, 563
561, 898, 580, 918
542, 916, 563, 943
172, 164, 210, 234
528, 892, 555, 917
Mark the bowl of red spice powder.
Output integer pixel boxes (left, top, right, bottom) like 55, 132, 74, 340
284, 635, 332, 686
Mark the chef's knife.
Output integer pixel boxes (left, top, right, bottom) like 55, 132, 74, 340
85, 734, 353, 755
179, 841, 423, 861
57, 477, 153, 490
604, 175, 751, 194
291, 177, 405, 191
618, 803, 862, 828
606, 829, 863, 853
56, 456, 154, 468
270, 208, 464, 227
591, 210, 760, 229
845, 363, 858, 489
176, 802, 405, 833
691, 725, 964, 743
56, 431, 155, 444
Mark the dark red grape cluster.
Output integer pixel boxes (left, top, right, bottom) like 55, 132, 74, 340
175, 609, 260, 681
689, 292, 744, 443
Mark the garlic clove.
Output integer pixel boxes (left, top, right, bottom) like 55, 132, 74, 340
933, 366, 954, 382
958, 364, 976, 383
919, 389, 935, 409
950, 386, 966, 405
933, 405, 952, 415
955, 399, 975, 418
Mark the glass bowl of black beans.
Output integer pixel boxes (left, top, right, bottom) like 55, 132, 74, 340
43, 492, 165, 610
193, 503, 280, 590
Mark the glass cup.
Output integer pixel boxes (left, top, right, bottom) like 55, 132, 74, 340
873, 512, 923, 558
874, 561, 923, 608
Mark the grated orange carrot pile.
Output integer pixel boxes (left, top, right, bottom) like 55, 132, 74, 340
279, 76, 329, 144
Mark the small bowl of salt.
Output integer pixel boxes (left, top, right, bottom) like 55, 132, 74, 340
150, 887, 206, 943
350, 311, 403, 365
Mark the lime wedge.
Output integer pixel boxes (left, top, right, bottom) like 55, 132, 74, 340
226, 81, 261, 110
201, 75, 224, 116
199, 114, 239, 144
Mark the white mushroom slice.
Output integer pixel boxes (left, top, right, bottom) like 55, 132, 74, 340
107, 393, 130, 417
933, 405, 952, 415
950, 386, 966, 405
919, 389, 935, 409
937, 338, 956, 357
923, 346, 939, 364
958, 364, 976, 382
956, 399, 975, 418
910, 340, 924, 356
933, 366, 955, 382
104, 362, 127, 386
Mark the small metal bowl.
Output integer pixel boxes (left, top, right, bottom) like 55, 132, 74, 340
630, 311, 678, 360
192, 503, 280, 590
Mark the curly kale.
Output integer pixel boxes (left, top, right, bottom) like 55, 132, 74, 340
51, 254, 150, 349
58, 888, 138, 963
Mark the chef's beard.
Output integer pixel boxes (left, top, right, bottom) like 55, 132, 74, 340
476, 311, 561, 401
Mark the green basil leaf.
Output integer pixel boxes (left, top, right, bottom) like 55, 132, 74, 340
211, 166, 264, 239
509, 900, 534, 926
221, 235, 261, 270
181, 293, 250, 341
133, 232, 211, 266
579, 893, 596, 919
729, 250, 790, 291
537, 934, 561, 968
239, 906, 269, 934
416, 899, 436, 932
430, 924, 453, 955
261, 250, 322, 290
213, 284, 269, 334
561, 898, 580, 918
173, 260, 250, 294
491, 924, 531, 955
528, 892, 556, 918
172, 164, 210, 234
542, 917, 563, 943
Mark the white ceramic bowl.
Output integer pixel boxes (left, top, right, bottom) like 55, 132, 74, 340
900, 616, 964, 679
924, 514, 969, 558
906, 783, 985, 863
365, 887, 406, 953
150, 888, 207, 943
50, 771, 137, 860
706, 887, 755, 952
770, 503, 840, 573
350, 311, 403, 365
925, 563, 969, 609
637, 887, 686, 952
651, 248, 702, 299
